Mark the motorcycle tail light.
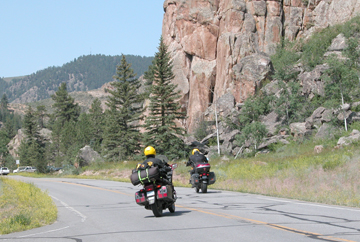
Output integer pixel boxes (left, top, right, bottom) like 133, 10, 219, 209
203, 173, 206, 176
145, 185, 154, 191
156, 185, 161, 189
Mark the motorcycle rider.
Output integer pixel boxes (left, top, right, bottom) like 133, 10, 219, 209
186, 148, 208, 176
140, 146, 172, 185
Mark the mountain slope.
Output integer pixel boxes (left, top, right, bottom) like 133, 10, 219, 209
1, 54, 153, 103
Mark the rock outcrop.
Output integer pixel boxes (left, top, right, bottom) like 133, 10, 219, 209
161, 0, 360, 132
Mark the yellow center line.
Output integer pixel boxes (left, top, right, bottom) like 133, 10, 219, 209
55, 180, 133, 196
51, 180, 356, 242
176, 205, 356, 242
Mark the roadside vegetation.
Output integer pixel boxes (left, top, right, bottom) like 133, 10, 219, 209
36, 122, 358, 208
0, 178, 57, 235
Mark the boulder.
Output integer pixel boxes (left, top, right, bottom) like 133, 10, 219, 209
260, 111, 284, 136
315, 123, 338, 140
314, 145, 324, 153
328, 33, 347, 51
78, 145, 103, 166
258, 135, 290, 150
289, 122, 313, 138
337, 129, 360, 146
298, 64, 328, 97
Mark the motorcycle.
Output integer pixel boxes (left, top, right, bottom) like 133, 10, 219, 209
130, 161, 177, 217
190, 162, 216, 193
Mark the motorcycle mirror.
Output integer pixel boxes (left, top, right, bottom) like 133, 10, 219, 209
172, 164, 178, 169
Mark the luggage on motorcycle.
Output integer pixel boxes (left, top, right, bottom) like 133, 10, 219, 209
156, 185, 174, 202
135, 190, 147, 205
195, 163, 211, 173
130, 166, 160, 186
208, 172, 216, 185
191, 173, 200, 185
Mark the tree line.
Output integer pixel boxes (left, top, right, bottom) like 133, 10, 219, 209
1, 38, 188, 172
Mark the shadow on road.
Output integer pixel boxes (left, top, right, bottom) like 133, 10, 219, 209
145, 210, 191, 218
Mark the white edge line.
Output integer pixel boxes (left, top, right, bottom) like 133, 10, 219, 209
18, 226, 70, 238
51, 195, 87, 222
260, 197, 360, 212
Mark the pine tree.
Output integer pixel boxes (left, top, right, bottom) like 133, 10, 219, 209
0, 94, 8, 110
18, 106, 47, 172
89, 98, 104, 152
0, 129, 10, 166
51, 82, 80, 126
102, 55, 144, 161
0, 94, 9, 121
76, 113, 92, 147
143, 37, 187, 160
35, 105, 47, 129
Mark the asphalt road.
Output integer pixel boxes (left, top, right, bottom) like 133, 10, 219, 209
1, 176, 360, 242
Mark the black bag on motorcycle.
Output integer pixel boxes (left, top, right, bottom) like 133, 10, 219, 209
190, 173, 200, 185
208, 172, 216, 185
130, 166, 160, 186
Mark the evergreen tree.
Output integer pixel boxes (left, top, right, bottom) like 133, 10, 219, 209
51, 82, 80, 126
76, 113, 92, 147
1, 94, 8, 110
47, 121, 62, 166
0, 129, 10, 166
143, 37, 187, 160
0, 94, 9, 121
35, 105, 47, 129
102, 55, 144, 161
89, 98, 104, 152
18, 106, 46, 172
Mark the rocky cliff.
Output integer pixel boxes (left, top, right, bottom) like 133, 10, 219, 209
161, 0, 360, 132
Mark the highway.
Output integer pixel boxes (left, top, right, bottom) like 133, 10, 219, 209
1, 176, 360, 242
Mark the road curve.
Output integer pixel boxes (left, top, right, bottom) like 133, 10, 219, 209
1, 176, 360, 242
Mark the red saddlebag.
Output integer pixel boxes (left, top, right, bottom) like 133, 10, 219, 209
135, 190, 146, 205
156, 185, 174, 202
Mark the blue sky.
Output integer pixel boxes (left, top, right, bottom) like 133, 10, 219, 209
0, 1, 164, 78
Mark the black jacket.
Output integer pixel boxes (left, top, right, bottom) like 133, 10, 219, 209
143, 156, 171, 177
186, 151, 208, 168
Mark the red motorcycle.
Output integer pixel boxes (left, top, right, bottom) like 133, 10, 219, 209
130, 163, 177, 217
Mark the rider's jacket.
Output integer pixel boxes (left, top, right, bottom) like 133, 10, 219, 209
142, 156, 172, 182
186, 151, 208, 168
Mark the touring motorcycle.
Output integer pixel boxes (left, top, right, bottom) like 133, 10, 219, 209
130, 159, 177, 217
190, 162, 216, 193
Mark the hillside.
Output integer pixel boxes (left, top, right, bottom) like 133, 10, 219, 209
0, 54, 153, 103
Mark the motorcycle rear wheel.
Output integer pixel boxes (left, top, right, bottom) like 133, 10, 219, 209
151, 202, 163, 217
168, 203, 175, 213
195, 186, 200, 193
201, 183, 208, 193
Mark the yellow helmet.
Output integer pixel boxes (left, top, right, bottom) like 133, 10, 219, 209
144, 146, 156, 156
192, 148, 200, 155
